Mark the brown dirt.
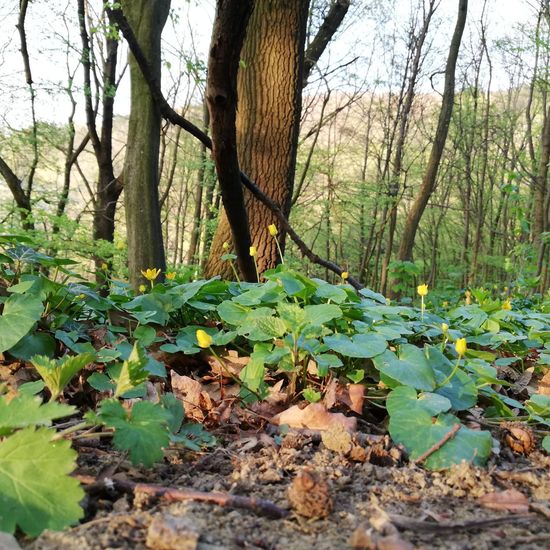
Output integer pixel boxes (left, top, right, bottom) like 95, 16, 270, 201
21, 429, 550, 550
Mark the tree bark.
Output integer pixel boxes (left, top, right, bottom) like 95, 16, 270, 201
206, 0, 256, 281
205, 0, 310, 278
120, 0, 170, 289
394, 0, 468, 286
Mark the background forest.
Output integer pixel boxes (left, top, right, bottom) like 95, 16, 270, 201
0, 0, 549, 296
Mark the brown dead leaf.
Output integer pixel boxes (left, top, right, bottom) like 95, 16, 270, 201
170, 372, 212, 422
538, 367, 550, 396
350, 525, 414, 550
348, 384, 365, 414
478, 489, 529, 513
323, 378, 338, 410
271, 402, 357, 431
206, 350, 248, 378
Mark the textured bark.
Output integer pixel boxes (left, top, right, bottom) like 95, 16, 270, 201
121, 0, 170, 289
77, 0, 122, 276
394, 0, 468, 275
206, 0, 256, 281
205, 0, 310, 278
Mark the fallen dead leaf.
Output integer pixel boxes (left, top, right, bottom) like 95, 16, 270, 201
322, 423, 353, 454
478, 489, 529, 513
538, 367, 550, 396
348, 383, 365, 414
349, 525, 414, 550
271, 402, 357, 431
170, 372, 212, 422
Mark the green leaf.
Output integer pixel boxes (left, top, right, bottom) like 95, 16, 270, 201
114, 342, 149, 397
0, 293, 44, 353
97, 399, 170, 467
543, 435, 550, 453
87, 372, 115, 392
256, 316, 287, 338
525, 394, 550, 418
324, 333, 387, 358
387, 386, 491, 469
217, 300, 250, 325
160, 393, 185, 434
373, 345, 436, 391
0, 427, 84, 536
303, 388, 321, 402
303, 304, 343, 326
133, 325, 157, 346
31, 353, 95, 400
8, 332, 55, 360
0, 394, 76, 436
17, 380, 45, 396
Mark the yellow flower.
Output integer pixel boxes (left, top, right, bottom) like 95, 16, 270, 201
77, 294, 86, 300
442, 301, 449, 308
502, 299, 512, 311
101, 263, 108, 270
249, 246, 257, 257
441, 323, 449, 332
465, 290, 472, 305
196, 329, 213, 349
223, 241, 230, 251
138, 284, 147, 293
455, 338, 467, 357
165, 271, 176, 280
417, 284, 428, 297
141, 268, 161, 282
268, 224, 278, 236
341, 271, 349, 280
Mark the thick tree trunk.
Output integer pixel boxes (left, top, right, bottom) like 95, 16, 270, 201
121, 0, 170, 289
393, 0, 467, 289
204, 0, 310, 278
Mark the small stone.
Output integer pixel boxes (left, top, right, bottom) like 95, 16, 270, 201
146, 514, 199, 550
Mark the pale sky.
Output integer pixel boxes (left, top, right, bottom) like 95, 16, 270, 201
0, 0, 538, 131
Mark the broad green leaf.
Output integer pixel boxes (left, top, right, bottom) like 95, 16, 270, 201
0, 394, 76, 436
31, 353, 95, 400
425, 346, 477, 410
8, 332, 56, 360
114, 342, 149, 397
87, 372, 115, 392
277, 303, 306, 330
303, 388, 322, 402
324, 333, 387, 358
256, 316, 287, 338
543, 435, 550, 453
303, 304, 342, 326
314, 283, 348, 303
97, 399, 170, 466
373, 345, 436, 391
0, 427, 84, 536
0, 293, 44, 353
525, 394, 550, 418
217, 300, 250, 325
387, 386, 491, 469
133, 325, 157, 346
17, 380, 45, 396
160, 393, 185, 434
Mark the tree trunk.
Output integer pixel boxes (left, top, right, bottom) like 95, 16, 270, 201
121, 0, 170, 289
393, 0, 468, 288
204, 0, 310, 278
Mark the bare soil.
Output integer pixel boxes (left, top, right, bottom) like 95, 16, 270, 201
21, 428, 550, 550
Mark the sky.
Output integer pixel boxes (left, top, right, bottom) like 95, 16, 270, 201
0, 0, 538, 131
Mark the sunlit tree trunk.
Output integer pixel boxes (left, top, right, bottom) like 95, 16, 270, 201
121, 0, 170, 289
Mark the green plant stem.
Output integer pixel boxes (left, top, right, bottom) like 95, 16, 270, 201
437, 355, 463, 388
252, 256, 260, 282
52, 420, 91, 440
274, 235, 284, 264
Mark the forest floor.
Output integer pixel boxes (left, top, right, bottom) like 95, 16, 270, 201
20, 422, 550, 550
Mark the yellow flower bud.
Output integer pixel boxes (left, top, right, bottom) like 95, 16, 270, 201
417, 284, 428, 297
268, 224, 278, 236
141, 268, 161, 281
441, 323, 449, 332
196, 329, 213, 349
138, 284, 147, 293
455, 338, 467, 357
223, 241, 230, 251
341, 271, 349, 280
101, 263, 108, 270
502, 299, 512, 311
249, 246, 257, 257
465, 290, 472, 305
165, 271, 176, 280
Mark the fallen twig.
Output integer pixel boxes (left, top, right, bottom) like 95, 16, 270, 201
411, 423, 460, 465
76, 474, 288, 520
388, 512, 536, 533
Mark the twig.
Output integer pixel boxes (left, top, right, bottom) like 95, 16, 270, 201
76, 475, 288, 520
411, 423, 460, 465
388, 512, 536, 533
